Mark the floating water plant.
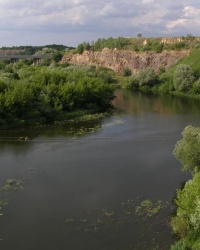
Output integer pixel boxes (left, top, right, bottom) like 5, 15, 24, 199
0, 199, 8, 206
2, 178, 23, 191
135, 199, 168, 218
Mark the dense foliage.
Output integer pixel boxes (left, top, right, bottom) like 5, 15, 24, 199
0, 61, 116, 128
171, 171, 200, 250
171, 126, 200, 249
173, 125, 200, 172
127, 67, 157, 91
173, 65, 195, 92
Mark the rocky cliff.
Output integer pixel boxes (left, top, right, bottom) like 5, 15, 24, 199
61, 48, 190, 73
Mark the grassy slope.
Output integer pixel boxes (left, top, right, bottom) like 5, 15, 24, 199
177, 49, 200, 71
160, 48, 200, 75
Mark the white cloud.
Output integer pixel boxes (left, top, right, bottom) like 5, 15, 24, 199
98, 3, 115, 16
0, 0, 199, 46
165, 5, 200, 34
183, 5, 200, 18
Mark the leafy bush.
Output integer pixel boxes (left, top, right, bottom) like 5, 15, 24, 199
137, 68, 157, 87
123, 67, 132, 77
173, 64, 195, 92
174, 42, 186, 50
127, 75, 139, 89
190, 79, 200, 95
170, 239, 189, 250
52, 52, 63, 62
171, 171, 200, 249
126, 68, 157, 90
173, 125, 200, 172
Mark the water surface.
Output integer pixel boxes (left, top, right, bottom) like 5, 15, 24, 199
0, 89, 199, 250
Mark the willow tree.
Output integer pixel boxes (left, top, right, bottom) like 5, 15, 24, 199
173, 64, 195, 92
173, 125, 200, 172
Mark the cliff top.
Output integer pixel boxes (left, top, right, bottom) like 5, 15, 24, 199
75, 36, 200, 54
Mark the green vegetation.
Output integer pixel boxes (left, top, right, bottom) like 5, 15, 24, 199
0, 60, 116, 128
0, 44, 74, 55
135, 199, 168, 218
173, 126, 200, 173
2, 178, 23, 191
173, 65, 195, 92
171, 126, 200, 249
76, 35, 200, 54
127, 67, 157, 91
123, 67, 132, 77
125, 48, 200, 98
64, 197, 169, 249
0, 178, 24, 217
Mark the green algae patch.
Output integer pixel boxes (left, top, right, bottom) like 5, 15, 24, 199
2, 178, 23, 191
0, 199, 8, 206
64, 198, 171, 250
135, 199, 169, 218
0, 178, 24, 217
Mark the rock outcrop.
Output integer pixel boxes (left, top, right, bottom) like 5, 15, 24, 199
61, 48, 190, 73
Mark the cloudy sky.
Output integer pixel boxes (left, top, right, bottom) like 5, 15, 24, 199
0, 0, 200, 47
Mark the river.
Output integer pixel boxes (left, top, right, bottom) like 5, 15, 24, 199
0, 89, 199, 250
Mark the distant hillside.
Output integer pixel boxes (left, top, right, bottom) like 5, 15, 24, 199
76, 35, 200, 53
0, 44, 75, 56
60, 36, 200, 74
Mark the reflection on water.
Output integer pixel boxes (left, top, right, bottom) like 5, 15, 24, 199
0, 89, 198, 250
113, 89, 200, 115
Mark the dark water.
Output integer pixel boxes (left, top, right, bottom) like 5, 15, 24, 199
0, 89, 199, 250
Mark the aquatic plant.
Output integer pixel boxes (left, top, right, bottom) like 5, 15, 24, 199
135, 199, 168, 218
2, 178, 23, 191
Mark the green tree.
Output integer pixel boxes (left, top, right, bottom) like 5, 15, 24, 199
52, 51, 63, 62
123, 67, 132, 77
173, 125, 200, 172
171, 171, 200, 249
76, 43, 84, 54
137, 68, 157, 87
173, 64, 195, 92
127, 75, 139, 89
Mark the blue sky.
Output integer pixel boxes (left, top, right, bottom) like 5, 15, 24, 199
0, 0, 199, 47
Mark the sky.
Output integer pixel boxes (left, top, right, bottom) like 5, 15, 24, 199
0, 0, 200, 47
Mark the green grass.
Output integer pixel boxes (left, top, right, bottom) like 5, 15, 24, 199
175, 49, 200, 70
167, 48, 200, 74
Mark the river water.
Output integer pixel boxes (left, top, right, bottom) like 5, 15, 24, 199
0, 89, 199, 250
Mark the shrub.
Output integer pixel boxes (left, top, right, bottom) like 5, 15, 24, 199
123, 67, 132, 77
137, 68, 157, 87
173, 125, 200, 172
52, 52, 63, 62
190, 79, 200, 95
127, 75, 139, 89
170, 239, 189, 250
173, 64, 195, 92
171, 172, 200, 249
